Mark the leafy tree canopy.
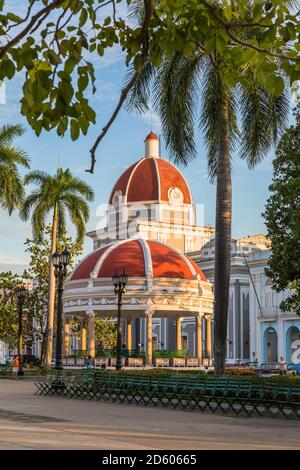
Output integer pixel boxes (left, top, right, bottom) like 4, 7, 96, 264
264, 106, 300, 315
25, 224, 83, 311
0, 271, 29, 346
0, 226, 83, 351
95, 318, 117, 350
0, 1, 300, 171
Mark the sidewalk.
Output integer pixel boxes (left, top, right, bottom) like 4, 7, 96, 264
0, 380, 300, 449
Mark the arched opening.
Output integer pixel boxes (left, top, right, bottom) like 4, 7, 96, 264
263, 327, 278, 363
286, 326, 300, 364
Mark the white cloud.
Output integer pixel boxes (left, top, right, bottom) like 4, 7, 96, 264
134, 105, 161, 133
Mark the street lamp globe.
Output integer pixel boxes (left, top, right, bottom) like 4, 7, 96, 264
61, 248, 71, 267
120, 271, 128, 287
16, 286, 26, 302
112, 271, 118, 288
52, 250, 61, 267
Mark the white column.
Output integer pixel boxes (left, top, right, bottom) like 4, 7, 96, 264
87, 311, 95, 359
278, 318, 284, 361
176, 317, 182, 350
81, 319, 87, 352
206, 315, 212, 361
145, 308, 153, 366
63, 319, 70, 357
126, 319, 132, 351
196, 313, 202, 365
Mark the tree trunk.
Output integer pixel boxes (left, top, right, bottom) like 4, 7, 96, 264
40, 332, 47, 367
45, 204, 58, 368
213, 99, 232, 375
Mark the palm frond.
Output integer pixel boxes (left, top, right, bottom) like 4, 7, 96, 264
0, 124, 25, 146
19, 191, 43, 221
125, 61, 156, 114
128, 0, 144, 21
64, 194, 90, 221
57, 204, 67, 239
21, 167, 93, 242
24, 170, 50, 186
268, 89, 289, 143
200, 64, 239, 179
0, 166, 24, 214
0, 145, 30, 168
65, 204, 87, 241
31, 201, 49, 241
154, 52, 204, 166
60, 169, 94, 201
239, 77, 289, 168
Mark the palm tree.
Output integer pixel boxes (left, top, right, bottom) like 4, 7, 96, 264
20, 168, 94, 368
127, 52, 288, 373
0, 124, 29, 213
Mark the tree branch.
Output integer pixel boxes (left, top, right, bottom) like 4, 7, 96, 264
0, 0, 65, 60
199, 0, 300, 62
4, 0, 37, 35
87, 0, 154, 173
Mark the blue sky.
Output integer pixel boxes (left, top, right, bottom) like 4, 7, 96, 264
0, 2, 288, 273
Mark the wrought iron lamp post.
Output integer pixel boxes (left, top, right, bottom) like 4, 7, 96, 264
52, 248, 70, 370
112, 270, 128, 371
16, 286, 27, 376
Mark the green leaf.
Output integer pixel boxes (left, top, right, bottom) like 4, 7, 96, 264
7, 12, 23, 23
224, 6, 232, 22
78, 74, 89, 92
70, 119, 80, 141
79, 9, 88, 28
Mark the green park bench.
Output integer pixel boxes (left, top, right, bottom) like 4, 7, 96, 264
35, 371, 300, 419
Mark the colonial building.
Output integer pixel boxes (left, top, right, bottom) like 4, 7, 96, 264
63, 133, 214, 364
248, 250, 300, 365
190, 234, 270, 364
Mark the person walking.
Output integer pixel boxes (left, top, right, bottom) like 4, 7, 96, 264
85, 355, 93, 370
11, 355, 20, 379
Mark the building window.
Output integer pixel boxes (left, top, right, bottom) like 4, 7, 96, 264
186, 237, 193, 251
159, 234, 167, 243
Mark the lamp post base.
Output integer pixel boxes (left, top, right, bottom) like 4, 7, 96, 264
54, 357, 63, 370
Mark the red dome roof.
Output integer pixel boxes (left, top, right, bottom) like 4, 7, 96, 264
109, 157, 192, 205
70, 239, 206, 281
144, 131, 159, 141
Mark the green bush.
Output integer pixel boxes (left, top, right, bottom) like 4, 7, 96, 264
153, 349, 188, 358
0, 367, 50, 377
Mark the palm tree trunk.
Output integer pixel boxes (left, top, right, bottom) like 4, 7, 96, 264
213, 99, 232, 375
45, 204, 58, 368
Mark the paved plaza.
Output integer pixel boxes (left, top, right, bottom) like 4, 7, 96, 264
0, 379, 299, 450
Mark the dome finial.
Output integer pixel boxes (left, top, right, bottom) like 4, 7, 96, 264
144, 132, 159, 158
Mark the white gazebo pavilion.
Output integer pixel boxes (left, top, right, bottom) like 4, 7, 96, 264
63, 238, 213, 366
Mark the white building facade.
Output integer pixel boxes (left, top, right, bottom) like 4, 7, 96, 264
249, 250, 300, 365
190, 235, 270, 364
